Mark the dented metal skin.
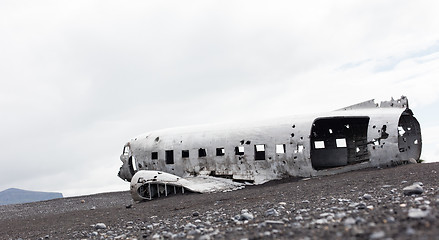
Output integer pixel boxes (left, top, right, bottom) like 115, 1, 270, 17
119, 96, 422, 200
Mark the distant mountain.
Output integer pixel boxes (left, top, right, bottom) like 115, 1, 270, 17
0, 188, 63, 205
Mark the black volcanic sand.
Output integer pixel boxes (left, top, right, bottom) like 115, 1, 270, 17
1, 163, 439, 240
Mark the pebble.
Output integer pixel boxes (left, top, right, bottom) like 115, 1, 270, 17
95, 223, 107, 229
403, 183, 424, 195
408, 208, 430, 219
184, 223, 196, 230
356, 202, 367, 210
315, 218, 328, 224
406, 227, 416, 235
264, 220, 284, 225
363, 194, 372, 200
343, 217, 356, 226
370, 230, 385, 239
265, 208, 279, 217
239, 212, 254, 221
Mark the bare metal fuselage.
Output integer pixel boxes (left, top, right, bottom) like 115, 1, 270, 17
119, 96, 421, 200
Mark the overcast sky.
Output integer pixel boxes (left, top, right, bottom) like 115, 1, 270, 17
1, 1, 439, 197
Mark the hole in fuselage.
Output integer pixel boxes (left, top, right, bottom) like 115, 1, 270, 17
310, 117, 370, 170
397, 113, 421, 161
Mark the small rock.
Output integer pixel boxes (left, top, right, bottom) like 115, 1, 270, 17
265, 208, 279, 217
408, 208, 430, 219
370, 230, 385, 239
415, 197, 424, 201
193, 211, 200, 217
265, 220, 284, 225
403, 183, 424, 195
95, 223, 106, 229
356, 202, 366, 210
363, 194, 372, 200
199, 234, 211, 240
343, 217, 356, 226
319, 213, 334, 218
386, 216, 395, 223
406, 227, 416, 235
184, 223, 196, 230
240, 212, 254, 221
80, 199, 85, 203
315, 218, 327, 224
408, 158, 417, 164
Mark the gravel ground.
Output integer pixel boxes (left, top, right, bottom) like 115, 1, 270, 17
1, 162, 439, 240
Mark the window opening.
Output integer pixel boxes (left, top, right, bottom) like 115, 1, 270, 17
235, 146, 244, 155
151, 152, 158, 160
314, 141, 325, 149
336, 138, 347, 148
165, 150, 174, 164
254, 144, 266, 160
182, 150, 189, 158
128, 156, 137, 175
131, 156, 138, 171
216, 148, 225, 156
198, 148, 207, 157
276, 144, 286, 154
123, 146, 130, 155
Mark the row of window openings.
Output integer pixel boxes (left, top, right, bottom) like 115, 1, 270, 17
152, 144, 289, 164
313, 138, 347, 149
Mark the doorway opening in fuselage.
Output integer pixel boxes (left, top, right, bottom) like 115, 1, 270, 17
310, 117, 370, 170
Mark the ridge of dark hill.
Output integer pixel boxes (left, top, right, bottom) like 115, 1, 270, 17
0, 188, 63, 205
0, 162, 438, 239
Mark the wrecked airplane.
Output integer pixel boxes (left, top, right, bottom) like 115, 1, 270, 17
118, 96, 422, 201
